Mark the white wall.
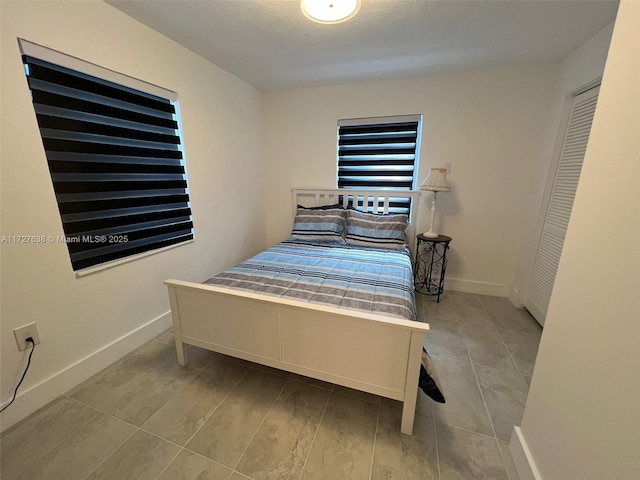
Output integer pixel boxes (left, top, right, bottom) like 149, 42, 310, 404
511, 1, 640, 478
263, 65, 558, 296
0, 1, 265, 431
511, 22, 615, 306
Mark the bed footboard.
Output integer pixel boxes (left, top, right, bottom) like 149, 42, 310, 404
166, 279, 428, 435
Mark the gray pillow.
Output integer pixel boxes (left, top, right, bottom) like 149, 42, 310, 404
344, 208, 408, 249
290, 207, 346, 242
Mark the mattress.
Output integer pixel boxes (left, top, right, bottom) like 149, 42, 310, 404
205, 240, 417, 321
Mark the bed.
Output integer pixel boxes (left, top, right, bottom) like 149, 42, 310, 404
165, 189, 428, 435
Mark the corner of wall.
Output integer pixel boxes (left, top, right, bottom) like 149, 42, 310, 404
0, 311, 171, 433
508, 287, 524, 308
510, 426, 543, 480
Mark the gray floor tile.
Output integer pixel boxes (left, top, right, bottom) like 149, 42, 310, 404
2, 289, 538, 480
450, 292, 493, 325
380, 389, 434, 419
290, 373, 334, 390
301, 392, 379, 480
496, 329, 541, 377
431, 356, 493, 436
0, 396, 98, 479
437, 423, 508, 480
419, 293, 457, 321
425, 317, 470, 362
480, 296, 542, 335
185, 344, 223, 369
69, 341, 175, 410
143, 359, 249, 445
460, 324, 518, 371
498, 439, 519, 480
158, 450, 233, 480
104, 361, 201, 426
186, 370, 287, 467
209, 351, 254, 368
333, 384, 382, 405
371, 405, 439, 480
15, 413, 135, 480
184, 346, 254, 369
229, 473, 253, 480
0, 397, 64, 438
153, 328, 175, 346
236, 381, 330, 480
251, 363, 292, 378
475, 365, 529, 441
182, 343, 255, 370
85, 430, 180, 480
518, 308, 543, 336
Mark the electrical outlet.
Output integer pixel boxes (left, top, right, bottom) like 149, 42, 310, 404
13, 322, 41, 351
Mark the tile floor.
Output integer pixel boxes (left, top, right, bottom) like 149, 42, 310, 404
1, 291, 542, 480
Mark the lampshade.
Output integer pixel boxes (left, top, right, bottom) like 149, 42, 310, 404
301, 0, 361, 24
420, 168, 451, 192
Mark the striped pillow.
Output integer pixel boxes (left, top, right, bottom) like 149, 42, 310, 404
345, 208, 408, 249
290, 207, 346, 242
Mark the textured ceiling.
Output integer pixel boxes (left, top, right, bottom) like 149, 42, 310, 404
107, 0, 619, 92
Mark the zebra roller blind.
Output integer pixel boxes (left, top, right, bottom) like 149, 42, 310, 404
337, 115, 422, 214
21, 51, 193, 271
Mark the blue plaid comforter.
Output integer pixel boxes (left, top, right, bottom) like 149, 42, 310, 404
205, 240, 417, 321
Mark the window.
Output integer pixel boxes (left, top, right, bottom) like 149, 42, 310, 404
20, 40, 193, 272
337, 115, 422, 214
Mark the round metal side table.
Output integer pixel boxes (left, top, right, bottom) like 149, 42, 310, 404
414, 234, 452, 303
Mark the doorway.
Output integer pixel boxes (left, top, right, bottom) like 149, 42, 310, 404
526, 85, 600, 325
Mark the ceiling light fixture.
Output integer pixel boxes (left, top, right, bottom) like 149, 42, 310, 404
301, 0, 361, 24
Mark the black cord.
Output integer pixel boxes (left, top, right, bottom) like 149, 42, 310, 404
0, 338, 35, 413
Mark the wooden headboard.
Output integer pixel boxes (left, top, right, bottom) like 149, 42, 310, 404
291, 188, 421, 253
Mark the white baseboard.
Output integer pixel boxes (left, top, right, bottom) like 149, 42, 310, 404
444, 278, 510, 297
0, 311, 172, 433
510, 426, 543, 480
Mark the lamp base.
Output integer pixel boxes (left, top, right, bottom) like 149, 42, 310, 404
422, 232, 439, 238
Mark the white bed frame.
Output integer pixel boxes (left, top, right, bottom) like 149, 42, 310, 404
165, 189, 428, 435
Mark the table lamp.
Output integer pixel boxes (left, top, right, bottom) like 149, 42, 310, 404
419, 167, 451, 238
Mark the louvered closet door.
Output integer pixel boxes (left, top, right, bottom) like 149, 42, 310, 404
526, 86, 599, 326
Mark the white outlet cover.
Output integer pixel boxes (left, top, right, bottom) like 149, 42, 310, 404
13, 322, 41, 351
